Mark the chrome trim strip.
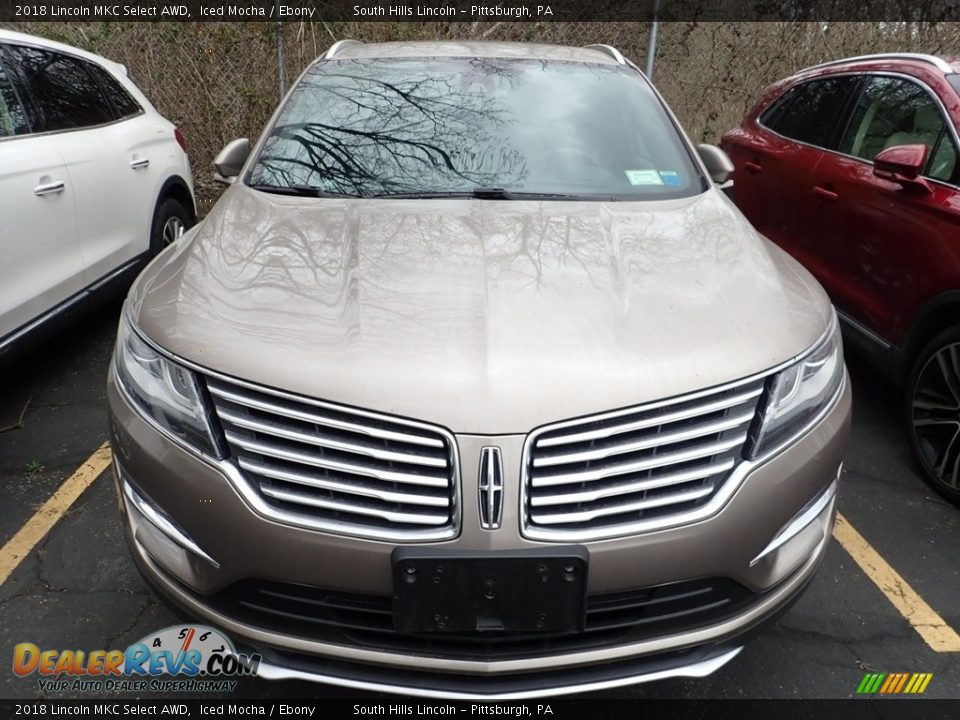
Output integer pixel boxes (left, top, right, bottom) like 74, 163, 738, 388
259, 484, 450, 526
131, 524, 828, 675
238, 457, 449, 508
531, 485, 715, 526
254, 646, 744, 701
121, 475, 219, 568
583, 44, 627, 65
750, 471, 840, 567
537, 386, 763, 447
530, 459, 736, 507
113, 363, 461, 543
223, 430, 449, 488
799, 53, 954, 75
0, 108, 145, 144
323, 39, 362, 59
207, 381, 444, 448
216, 407, 447, 467
530, 434, 748, 488
534, 410, 755, 466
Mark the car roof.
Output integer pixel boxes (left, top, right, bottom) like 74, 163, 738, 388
792, 52, 960, 80
0, 28, 128, 76
327, 40, 622, 66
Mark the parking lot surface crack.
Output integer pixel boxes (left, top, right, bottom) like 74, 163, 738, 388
104, 595, 156, 649
775, 622, 914, 647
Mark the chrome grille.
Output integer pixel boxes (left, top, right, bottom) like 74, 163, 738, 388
522, 378, 767, 541
206, 377, 458, 541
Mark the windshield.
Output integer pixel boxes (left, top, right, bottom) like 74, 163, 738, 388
247, 57, 704, 200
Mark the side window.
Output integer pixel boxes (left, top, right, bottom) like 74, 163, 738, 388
928, 130, 958, 184
757, 90, 794, 130
0, 52, 29, 137
86, 62, 141, 119
839, 76, 949, 167
6, 44, 112, 132
760, 77, 858, 149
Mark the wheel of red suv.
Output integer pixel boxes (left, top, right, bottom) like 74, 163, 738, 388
149, 197, 192, 255
907, 326, 960, 506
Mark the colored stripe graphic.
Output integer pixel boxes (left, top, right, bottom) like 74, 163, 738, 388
856, 673, 885, 694
857, 672, 932, 695
893, 673, 909, 693
904, 674, 921, 694
879, 674, 896, 694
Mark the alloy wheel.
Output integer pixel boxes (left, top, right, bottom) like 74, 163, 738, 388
911, 341, 960, 491
161, 216, 186, 247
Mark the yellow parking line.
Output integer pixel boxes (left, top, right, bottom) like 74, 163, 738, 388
0, 443, 112, 586
833, 512, 960, 652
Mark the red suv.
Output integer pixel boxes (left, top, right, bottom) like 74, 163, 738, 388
722, 53, 960, 506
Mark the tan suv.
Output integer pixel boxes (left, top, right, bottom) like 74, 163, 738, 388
107, 41, 851, 699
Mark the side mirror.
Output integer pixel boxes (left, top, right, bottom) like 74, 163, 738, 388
697, 144, 735, 185
213, 138, 250, 185
873, 144, 931, 193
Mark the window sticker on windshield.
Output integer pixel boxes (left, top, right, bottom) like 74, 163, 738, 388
625, 170, 664, 186
659, 170, 683, 187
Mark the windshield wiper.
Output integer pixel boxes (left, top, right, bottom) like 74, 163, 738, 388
248, 183, 362, 199
370, 187, 593, 201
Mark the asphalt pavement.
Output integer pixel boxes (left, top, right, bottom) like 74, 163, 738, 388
0, 298, 957, 700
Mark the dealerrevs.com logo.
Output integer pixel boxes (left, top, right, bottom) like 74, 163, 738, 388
12, 625, 260, 693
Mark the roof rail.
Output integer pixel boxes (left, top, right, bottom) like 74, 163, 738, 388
324, 39, 363, 59
800, 53, 954, 75
584, 44, 627, 65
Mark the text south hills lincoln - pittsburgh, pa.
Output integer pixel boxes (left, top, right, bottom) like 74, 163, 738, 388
352, 4, 553, 18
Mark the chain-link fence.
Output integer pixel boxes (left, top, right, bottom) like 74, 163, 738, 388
5, 21, 960, 214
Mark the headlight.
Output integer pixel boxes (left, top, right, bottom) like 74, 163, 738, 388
748, 315, 844, 458
114, 316, 222, 457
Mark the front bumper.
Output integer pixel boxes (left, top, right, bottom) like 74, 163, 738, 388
108, 367, 851, 697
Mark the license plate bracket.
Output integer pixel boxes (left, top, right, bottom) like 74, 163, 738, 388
392, 547, 588, 634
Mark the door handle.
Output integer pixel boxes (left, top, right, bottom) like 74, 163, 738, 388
812, 186, 839, 201
33, 180, 65, 196
744, 161, 762, 174
129, 158, 150, 170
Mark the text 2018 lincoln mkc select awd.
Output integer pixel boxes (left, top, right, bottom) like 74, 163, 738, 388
107, 41, 851, 699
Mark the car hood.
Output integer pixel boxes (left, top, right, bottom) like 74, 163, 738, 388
130, 185, 832, 434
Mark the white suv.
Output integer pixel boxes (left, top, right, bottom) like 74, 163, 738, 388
0, 29, 195, 361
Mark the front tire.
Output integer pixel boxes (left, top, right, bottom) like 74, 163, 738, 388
906, 326, 960, 506
150, 197, 192, 255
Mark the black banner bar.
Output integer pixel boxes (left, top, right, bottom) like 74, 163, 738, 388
1, 700, 959, 720
3, 0, 960, 23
